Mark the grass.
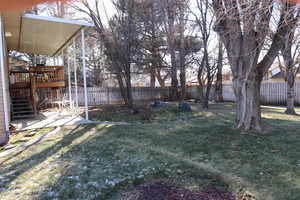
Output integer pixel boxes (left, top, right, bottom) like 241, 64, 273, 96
0, 103, 300, 200
0, 128, 54, 153
88, 102, 201, 123
88, 105, 141, 122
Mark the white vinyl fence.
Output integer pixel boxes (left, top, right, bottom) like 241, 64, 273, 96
66, 87, 171, 105
218, 82, 300, 105
63, 82, 300, 106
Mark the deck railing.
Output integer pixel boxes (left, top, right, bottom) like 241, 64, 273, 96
10, 66, 65, 116
34, 66, 65, 83
9, 71, 31, 88
9, 66, 65, 89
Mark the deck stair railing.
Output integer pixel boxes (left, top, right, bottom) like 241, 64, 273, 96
9, 66, 65, 118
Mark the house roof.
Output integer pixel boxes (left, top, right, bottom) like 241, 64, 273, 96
3, 12, 94, 56
272, 71, 284, 79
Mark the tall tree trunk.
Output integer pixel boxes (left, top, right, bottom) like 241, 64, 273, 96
179, 8, 186, 100
201, 49, 211, 109
167, 4, 178, 100
170, 46, 178, 100
285, 72, 296, 115
211, 0, 298, 132
202, 73, 212, 109
233, 75, 263, 132
150, 68, 156, 88
202, 88, 209, 108
116, 73, 129, 105
156, 69, 166, 87
198, 84, 204, 104
150, 67, 156, 100
125, 65, 133, 108
150, 13, 157, 89
197, 56, 205, 104
282, 37, 297, 115
215, 41, 223, 102
179, 58, 186, 100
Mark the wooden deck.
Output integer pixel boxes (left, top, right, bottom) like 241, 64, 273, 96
10, 66, 65, 89
36, 81, 65, 88
9, 66, 66, 117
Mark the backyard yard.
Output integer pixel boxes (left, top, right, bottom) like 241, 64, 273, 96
1, 103, 300, 200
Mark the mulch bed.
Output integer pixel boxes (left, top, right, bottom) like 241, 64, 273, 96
124, 182, 236, 200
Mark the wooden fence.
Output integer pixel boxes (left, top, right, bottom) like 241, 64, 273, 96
62, 82, 300, 106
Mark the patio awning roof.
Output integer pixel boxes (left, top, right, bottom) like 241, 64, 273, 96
3, 13, 94, 56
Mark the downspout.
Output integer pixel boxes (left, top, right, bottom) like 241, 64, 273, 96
0, 16, 10, 145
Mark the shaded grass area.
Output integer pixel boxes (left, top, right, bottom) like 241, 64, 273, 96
88, 102, 218, 123
0, 103, 300, 200
88, 105, 141, 122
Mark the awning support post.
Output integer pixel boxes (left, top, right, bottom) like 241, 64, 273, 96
0, 16, 10, 139
73, 39, 79, 113
61, 52, 64, 66
67, 50, 72, 110
81, 28, 89, 120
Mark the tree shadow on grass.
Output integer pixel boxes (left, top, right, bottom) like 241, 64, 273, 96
0, 128, 59, 165
100, 117, 300, 200
2, 103, 300, 200
31, 116, 300, 200
261, 106, 300, 115
0, 124, 97, 191
32, 125, 236, 200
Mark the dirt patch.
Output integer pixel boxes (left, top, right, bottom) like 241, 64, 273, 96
121, 182, 235, 200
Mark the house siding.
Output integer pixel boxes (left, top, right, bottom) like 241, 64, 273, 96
0, 15, 9, 146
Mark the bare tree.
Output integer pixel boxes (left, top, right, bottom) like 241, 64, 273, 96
85, 32, 106, 87
160, 0, 180, 100
135, 0, 166, 88
215, 39, 224, 102
212, 0, 299, 131
75, 0, 141, 107
36, 0, 76, 18
192, 0, 217, 108
177, 0, 190, 100
278, 26, 300, 115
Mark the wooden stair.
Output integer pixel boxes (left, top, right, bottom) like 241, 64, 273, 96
12, 97, 35, 120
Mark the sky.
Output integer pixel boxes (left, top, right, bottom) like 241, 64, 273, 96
71, 0, 115, 24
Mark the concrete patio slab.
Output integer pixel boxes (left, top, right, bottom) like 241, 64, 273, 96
12, 111, 129, 131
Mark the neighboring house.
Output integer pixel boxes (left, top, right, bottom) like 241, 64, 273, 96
0, 12, 93, 145
222, 72, 233, 84
186, 81, 199, 86
264, 67, 300, 82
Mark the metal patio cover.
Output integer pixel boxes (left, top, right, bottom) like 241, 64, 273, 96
3, 12, 93, 56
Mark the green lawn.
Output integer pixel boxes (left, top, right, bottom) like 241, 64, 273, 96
1, 103, 300, 200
